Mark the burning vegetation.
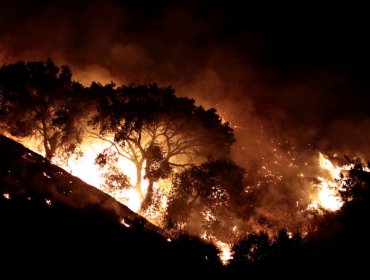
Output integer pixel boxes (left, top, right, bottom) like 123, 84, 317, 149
0, 60, 369, 266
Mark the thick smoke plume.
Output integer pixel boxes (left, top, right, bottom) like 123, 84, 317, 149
1, 0, 370, 234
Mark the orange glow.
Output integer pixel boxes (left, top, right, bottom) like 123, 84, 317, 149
120, 218, 131, 228
309, 153, 346, 212
16, 134, 145, 212
63, 137, 169, 224
59, 138, 146, 212
16, 133, 368, 263
216, 240, 233, 265
308, 178, 343, 211
318, 153, 345, 180
17, 134, 170, 222
201, 229, 233, 265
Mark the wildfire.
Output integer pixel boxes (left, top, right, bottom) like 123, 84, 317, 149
201, 230, 233, 265
309, 153, 347, 212
15, 134, 170, 224
60, 139, 145, 212
66, 145, 104, 187
201, 208, 234, 265
57, 138, 169, 229
140, 180, 170, 225
309, 179, 343, 211
14, 132, 368, 264
201, 231, 233, 265
216, 240, 233, 265
14, 134, 146, 212
318, 153, 346, 180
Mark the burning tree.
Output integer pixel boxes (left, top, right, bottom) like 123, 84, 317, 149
90, 84, 235, 210
0, 59, 83, 161
166, 159, 253, 240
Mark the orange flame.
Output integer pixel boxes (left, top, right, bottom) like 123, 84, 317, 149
309, 153, 346, 212
216, 240, 233, 265
15, 134, 170, 225
59, 139, 145, 212
16, 133, 366, 263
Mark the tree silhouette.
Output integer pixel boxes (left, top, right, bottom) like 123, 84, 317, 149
166, 159, 253, 239
231, 231, 272, 266
339, 160, 370, 202
90, 84, 235, 207
0, 59, 83, 161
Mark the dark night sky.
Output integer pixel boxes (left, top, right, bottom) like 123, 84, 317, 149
1, 0, 370, 159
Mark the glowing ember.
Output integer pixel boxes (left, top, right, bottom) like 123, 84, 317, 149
120, 218, 131, 228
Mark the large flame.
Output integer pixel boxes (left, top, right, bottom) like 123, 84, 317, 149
200, 208, 234, 265
318, 153, 344, 180
15, 134, 169, 223
13, 134, 147, 212
216, 241, 233, 265
61, 139, 144, 212
201, 230, 233, 265
309, 153, 347, 212
62, 140, 170, 226
14, 132, 367, 264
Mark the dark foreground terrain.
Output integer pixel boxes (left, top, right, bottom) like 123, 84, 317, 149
1, 135, 369, 278
0, 135, 222, 277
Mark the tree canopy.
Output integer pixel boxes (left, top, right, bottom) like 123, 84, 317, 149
90, 84, 236, 207
0, 59, 247, 241
166, 159, 254, 240
0, 59, 83, 161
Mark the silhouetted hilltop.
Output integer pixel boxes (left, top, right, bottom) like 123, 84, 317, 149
0, 134, 159, 232
0, 135, 222, 277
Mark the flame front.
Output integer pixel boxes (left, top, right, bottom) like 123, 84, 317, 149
14, 133, 364, 264
15, 134, 148, 213
61, 140, 144, 212
216, 241, 233, 265
309, 153, 346, 212
319, 153, 344, 180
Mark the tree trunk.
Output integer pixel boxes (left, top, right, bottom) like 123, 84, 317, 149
140, 179, 154, 212
45, 147, 53, 161
41, 119, 52, 161
134, 163, 143, 199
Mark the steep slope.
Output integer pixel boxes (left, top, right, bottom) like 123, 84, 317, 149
0, 135, 158, 231
0, 135, 222, 276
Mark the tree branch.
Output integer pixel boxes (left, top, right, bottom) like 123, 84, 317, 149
85, 129, 132, 161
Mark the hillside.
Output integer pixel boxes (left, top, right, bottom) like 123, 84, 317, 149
0, 134, 159, 231
0, 135, 222, 277
3, 134, 369, 278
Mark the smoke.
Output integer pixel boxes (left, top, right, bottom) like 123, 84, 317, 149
1, 0, 370, 236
